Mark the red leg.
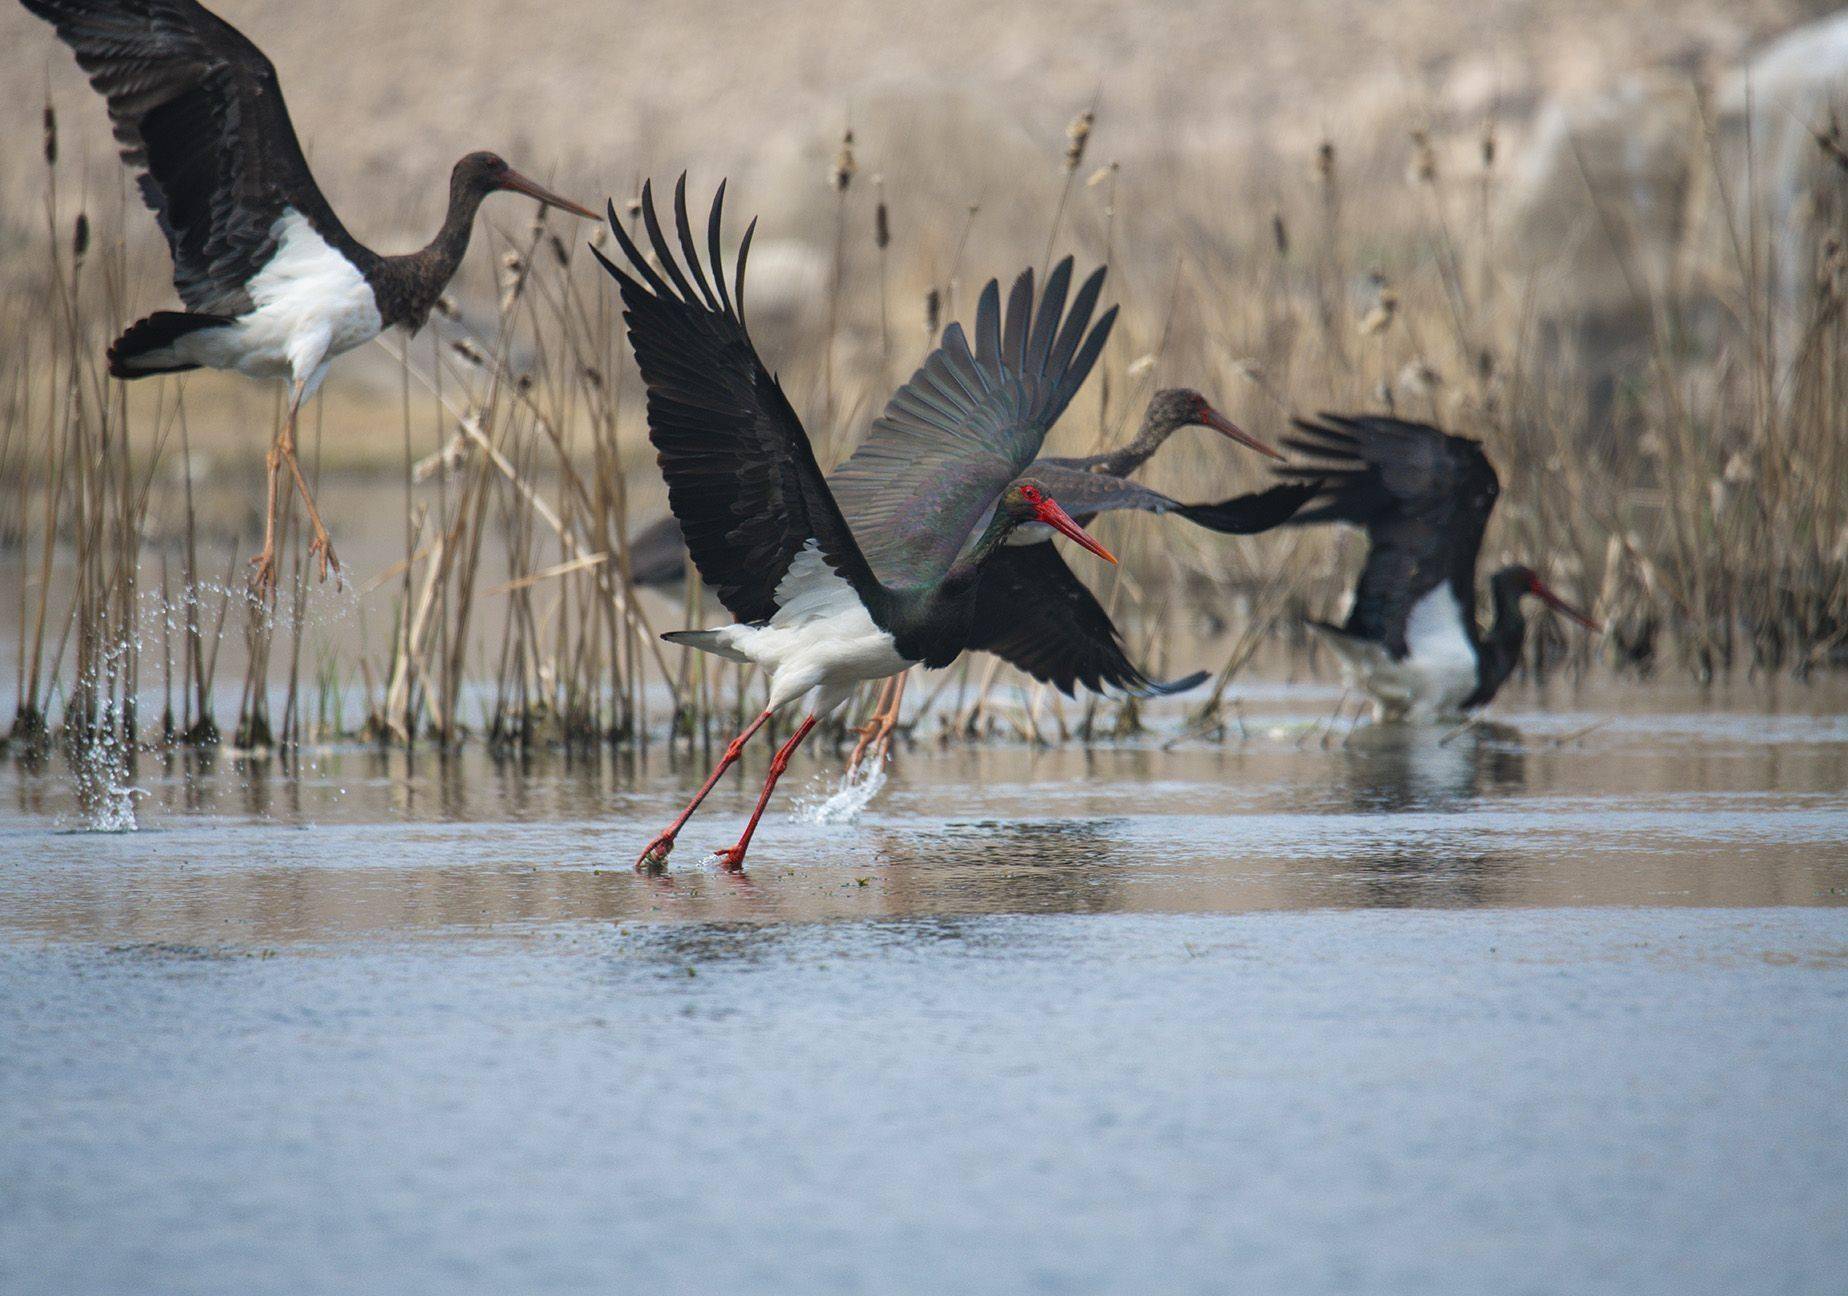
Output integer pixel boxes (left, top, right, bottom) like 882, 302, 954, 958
636, 709, 772, 870
712, 713, 818, 871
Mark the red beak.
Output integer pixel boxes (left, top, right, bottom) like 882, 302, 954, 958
1529, 576, 1601, 631
1035, 496, 1118, 566
499, 168, 600, 220
1197, 404, 1284, 461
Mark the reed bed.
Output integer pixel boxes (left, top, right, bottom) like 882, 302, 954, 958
2, 96, 1843, 768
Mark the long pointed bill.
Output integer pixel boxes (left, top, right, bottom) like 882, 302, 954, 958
500, 169, 600, 220
1198, 405, 1284, 461
1035, 496, 1118, 566
1530, 577, 1601, 631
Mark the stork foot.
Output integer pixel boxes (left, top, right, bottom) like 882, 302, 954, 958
636, 833, 676, 872
710, 845, 748, 872
248, 545, 279, 599
846, 710, 899, 776
308, 528, 342, 586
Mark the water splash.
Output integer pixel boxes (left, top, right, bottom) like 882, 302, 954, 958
70, 731, 140, 833
792, 761, 888, 825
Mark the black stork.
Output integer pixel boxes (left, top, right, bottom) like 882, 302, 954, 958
618, 385, 1312, 768
23, 0, 598, 588
620, 387, 1309, 590
836, 392, 1316, 768
1276, 413, 1600, 721
593, 179, 1124, 871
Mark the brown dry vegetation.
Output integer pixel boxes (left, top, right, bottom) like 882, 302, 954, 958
0, 0, 1843, 766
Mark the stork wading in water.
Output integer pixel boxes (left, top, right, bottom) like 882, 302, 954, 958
1277, 414, 1600, 721
595, 179, 1131, 871
22, 0, 598, 589
617, 387, 1316, 769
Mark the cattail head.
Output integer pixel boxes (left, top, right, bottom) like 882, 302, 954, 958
1064, 109, 1094, 173
451, 337, 485, 368
435, 294, 459, 319
924, 287, 940, 338
1359, 279, 1398, 336
582, 364, 603, 390
1315, 139, 1335, 184
549, 233, 570, 267
1480, 122, 1497, 171
1819, 236, 1843, 300
831, 128, 857, 193
1409, 130, 1437, 185
1271, 212, 1289, 258
43, 103, 56, 168
1399, 359, 1441, 396
500, 250, 528, 308
1815, 109, 1847, 174
873, 176, 889, 250
72, 212, 90, 266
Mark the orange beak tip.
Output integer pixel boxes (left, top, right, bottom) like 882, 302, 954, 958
1205, 408, 1284, 461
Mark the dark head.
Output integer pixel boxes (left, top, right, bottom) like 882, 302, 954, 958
1146, 388, 1283, 460
450, 152, 598, 220
1000, 480, 1118, 565
1492, 565, 1601, 631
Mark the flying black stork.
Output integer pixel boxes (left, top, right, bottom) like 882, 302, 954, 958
835, 391, 1316, 768
1277, 413, 1600, 721
23, 0, 598, 588
594, 178, 1127, 871
620, 387, 1308, 590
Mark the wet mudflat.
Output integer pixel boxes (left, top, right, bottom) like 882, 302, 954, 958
2, 682, 1846, 1294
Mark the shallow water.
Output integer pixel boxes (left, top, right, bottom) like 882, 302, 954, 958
2, 681, 1846, 1294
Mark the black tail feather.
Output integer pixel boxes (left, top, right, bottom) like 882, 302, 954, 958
1126, 668, 1210, 698
107, 311, 231, 379
1174, 481, 1321, 534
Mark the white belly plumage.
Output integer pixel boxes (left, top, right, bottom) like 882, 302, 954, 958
1317, 585, 1481, 722
675, 543, 914, 716
169, 210, 383, 388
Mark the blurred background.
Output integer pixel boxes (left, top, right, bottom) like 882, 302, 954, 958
0, 0, 1843, 750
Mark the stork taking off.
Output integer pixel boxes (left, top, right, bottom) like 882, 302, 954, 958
622, 387, 1308, 591
23, 0, 597, 588
595, 179, 1126, 871
617, 384, 1314, 770
1277, 414, 1600, 721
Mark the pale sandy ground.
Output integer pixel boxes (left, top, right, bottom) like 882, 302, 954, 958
0, 0, 1803, 241
0, 0, 1808, 314
0, 0, 1818, 475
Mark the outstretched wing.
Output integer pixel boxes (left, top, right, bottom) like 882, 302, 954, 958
1276, 413, 1499, 654
24, 0, 357, 315
829, 260, 1117, 588
592, 177, 881, 626
1029, 461, 1319, 534
966, 542, 1206, 698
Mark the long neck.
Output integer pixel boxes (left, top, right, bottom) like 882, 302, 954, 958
1090, 407, 1179, 478
1472, 580, 1529, 703
373, 181, 489, 330
938, 508, 1020, 596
